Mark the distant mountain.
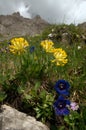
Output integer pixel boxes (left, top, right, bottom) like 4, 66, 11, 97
0, 12, 49, 41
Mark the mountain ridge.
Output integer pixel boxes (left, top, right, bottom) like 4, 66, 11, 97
0, 12, 86, 42
0, 12, 50, 41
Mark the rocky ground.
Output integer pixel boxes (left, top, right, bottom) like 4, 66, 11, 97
0, 12, 86, 43
0, 12, 49, 41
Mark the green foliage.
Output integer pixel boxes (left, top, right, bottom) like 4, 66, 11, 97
0, 91, 7, 102
34, 92, 54, 122
64, 111, 80, 126
20, 81, 54, 123
64, 110, 86, 130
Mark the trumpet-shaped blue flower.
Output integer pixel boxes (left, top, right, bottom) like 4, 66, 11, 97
30, 46, 35, 53
54, 79, 70, 95
53, 96, 70, 115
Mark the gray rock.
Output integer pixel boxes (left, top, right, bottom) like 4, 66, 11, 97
0, 12, 49, 41
0, 105, 50, 130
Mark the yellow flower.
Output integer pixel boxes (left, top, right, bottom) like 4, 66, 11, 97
34, 56, 38, 60
51, 48, 68, 66
40, 40, 54, 53
9, 37, 29, 55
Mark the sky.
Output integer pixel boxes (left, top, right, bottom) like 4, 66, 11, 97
0, 0, 86, 25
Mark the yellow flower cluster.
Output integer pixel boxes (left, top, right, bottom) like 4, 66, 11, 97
40, 40, 54, 53
51, 48, 68, 66
40, 40, 68, 66
9, 37, 29, 55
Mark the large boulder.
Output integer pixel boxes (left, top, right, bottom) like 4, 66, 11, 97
0, 104, 50, 130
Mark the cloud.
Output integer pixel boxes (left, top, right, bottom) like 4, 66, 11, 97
0, 0, 31, 18
0, 0, 86, 24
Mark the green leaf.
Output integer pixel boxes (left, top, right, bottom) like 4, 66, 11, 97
69, 111, 80, 120
64, 115, 70, 124
0, 92, 7, 102
36, 113, 41, 118
59, 126, 65, 130
39, 90, 46, 99
24, 94, 32, 100
34, 81, 41, 91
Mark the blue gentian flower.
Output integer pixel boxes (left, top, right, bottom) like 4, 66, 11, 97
8, 42, 11, 45
30, 46, 35, 53
54, 79, 70, 95
53, 96, 70, 115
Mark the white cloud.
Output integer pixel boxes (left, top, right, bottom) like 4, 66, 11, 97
0, 0, 86, 24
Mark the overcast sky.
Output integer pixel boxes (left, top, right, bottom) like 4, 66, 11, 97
0, 0, 86, 24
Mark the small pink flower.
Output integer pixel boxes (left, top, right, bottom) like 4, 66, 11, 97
70, 102, 79, 111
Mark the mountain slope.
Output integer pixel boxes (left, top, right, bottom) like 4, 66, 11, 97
0, 12, 49, 41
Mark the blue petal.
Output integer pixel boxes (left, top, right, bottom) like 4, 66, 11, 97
54, 79, 70, 95
55, 88, 70, 95
54, 107, 70, 115
53, 96, 70, 116
30, 46, 35, 53
63, 108, 70, 115
66, 100, 70, 105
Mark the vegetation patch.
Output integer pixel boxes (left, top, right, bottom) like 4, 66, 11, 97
0, 24, 86, 130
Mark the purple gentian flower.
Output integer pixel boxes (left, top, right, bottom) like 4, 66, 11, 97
53, 96, 70, 115
54, 79, 70, 95
30, 46, 35, 53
